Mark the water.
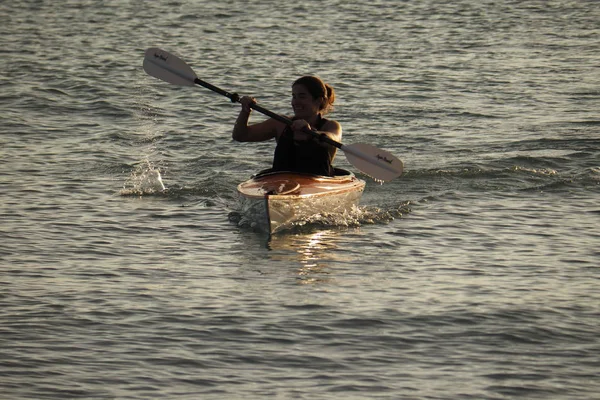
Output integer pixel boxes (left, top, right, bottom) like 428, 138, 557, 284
2, 0, 599, 398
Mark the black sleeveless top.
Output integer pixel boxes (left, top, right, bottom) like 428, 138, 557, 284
272, 115, 337, 176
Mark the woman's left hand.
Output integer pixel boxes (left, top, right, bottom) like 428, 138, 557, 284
291, 119, 312, 141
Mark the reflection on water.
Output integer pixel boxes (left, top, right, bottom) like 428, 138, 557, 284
267, 230, 353, 284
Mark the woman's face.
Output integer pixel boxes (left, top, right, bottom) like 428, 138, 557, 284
291, 84, 321, 118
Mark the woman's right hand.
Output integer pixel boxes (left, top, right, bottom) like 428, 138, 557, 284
239, 96, 256, 113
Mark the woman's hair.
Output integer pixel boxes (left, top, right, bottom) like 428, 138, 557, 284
292, 76, 335, 114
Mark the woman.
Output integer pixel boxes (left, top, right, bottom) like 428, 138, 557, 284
232, 76, 341, 176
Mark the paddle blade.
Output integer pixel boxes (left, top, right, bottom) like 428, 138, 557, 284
342, 143, 403, 182
143, 48, 197, 86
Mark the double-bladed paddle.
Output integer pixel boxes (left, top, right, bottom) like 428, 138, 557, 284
143, 47, 403, 182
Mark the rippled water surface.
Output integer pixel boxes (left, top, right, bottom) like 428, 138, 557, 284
2, 0, 599, 399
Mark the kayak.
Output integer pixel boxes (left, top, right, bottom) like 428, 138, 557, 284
237, 169, 366, 234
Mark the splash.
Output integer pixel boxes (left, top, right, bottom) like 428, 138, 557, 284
231, 202, 411, 234
120, 161, 166, 195
510, 165, 558, 176
301, 203, 410, 229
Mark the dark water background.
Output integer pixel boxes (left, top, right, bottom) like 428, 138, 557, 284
1, 0, 599, 398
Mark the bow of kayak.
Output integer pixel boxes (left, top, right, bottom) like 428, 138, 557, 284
237, 169, 366, 234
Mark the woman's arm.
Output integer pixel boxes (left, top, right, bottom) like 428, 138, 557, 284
232, 96, 280, 142
290, 119, 342, 144
319, 120, 342, 143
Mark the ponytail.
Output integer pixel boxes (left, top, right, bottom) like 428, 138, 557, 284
323, 83, 335, 114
